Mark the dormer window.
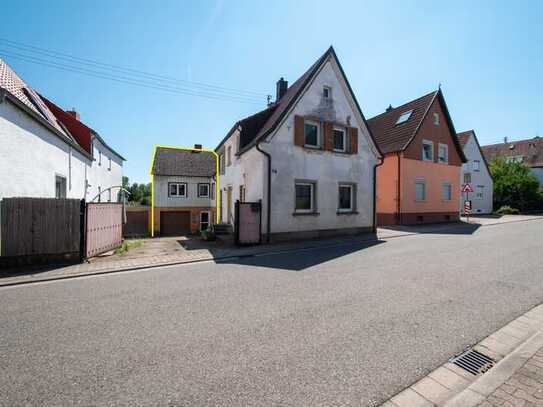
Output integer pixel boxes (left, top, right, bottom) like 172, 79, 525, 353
433, 113, 440, 125
396, 110, 413, 125
323, 86, 331, 99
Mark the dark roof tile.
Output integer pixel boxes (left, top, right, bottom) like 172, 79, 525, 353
152, 147, 215, 177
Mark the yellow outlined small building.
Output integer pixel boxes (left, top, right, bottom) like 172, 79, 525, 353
149, 144, 219, 237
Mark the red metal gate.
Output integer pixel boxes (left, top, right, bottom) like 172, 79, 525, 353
85, 203, 123, 258
235, 201, 262, 245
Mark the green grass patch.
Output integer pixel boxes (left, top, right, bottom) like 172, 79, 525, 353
114, 239, 145, 255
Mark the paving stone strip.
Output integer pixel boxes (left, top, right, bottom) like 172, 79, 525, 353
381, 304, 543, 407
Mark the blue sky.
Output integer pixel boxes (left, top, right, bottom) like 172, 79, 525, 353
1, 0, 542, 183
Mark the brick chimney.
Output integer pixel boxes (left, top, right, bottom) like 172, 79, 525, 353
276, 77, 288, 101
66, 109, 80, 120
193, 144, 202, 150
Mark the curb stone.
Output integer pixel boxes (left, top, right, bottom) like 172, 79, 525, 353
381, 303, 543, 406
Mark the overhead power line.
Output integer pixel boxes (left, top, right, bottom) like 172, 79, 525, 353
0, 38, 268, 105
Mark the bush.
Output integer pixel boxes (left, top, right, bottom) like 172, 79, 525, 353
496, 205, 520, 215
200, 225, 216, 241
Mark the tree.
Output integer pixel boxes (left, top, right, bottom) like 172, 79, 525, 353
489, 158, 543, 211
122, 176, 151, 206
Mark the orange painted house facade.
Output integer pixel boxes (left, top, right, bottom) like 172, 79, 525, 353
368, 90, 466, 225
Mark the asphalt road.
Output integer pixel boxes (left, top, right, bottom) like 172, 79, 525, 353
1, 219, 542, 406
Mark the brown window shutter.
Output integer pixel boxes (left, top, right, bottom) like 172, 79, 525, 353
294, 115, 305, 147
349, 127, 358, 154
323, 122, 333, 151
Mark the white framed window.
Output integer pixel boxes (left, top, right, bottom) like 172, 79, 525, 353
415, 179, 426, 201
338, 184, 355, 212
295, 182, 316, 212
473, 160, 481, 171
332, 127, 346, 152
506, 155, 524, 163
227, 146, 232, 166
200, 211, 210, 231
169, 182, 187, 198
422, 140, 433, 161
476, 185, 484, 199
198, 183, 210, 198
442, 182, 452, 201
304, 120, 320, 148
108, 157, 112, 171
396, 110, 413, 125
433, 112, 440, 125
323, 86, 331, 99
438, 143, 448, 163
464, 172, 472, 184
55, 175, 67, 198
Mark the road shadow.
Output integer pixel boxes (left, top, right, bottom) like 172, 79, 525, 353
216, 239, 385, 271
380, 222, 481, 236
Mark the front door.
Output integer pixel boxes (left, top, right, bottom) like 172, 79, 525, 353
226, 187, 232, 225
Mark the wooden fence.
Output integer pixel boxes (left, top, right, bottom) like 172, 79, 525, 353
0, 198, 82, 258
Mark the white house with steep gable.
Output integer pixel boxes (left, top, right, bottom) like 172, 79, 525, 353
216, 47, 382, 241
458, 130, 493, 214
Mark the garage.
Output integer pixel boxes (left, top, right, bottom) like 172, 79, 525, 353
160, 211, 191, 236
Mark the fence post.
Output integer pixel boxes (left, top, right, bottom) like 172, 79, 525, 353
79, 199, 86, 262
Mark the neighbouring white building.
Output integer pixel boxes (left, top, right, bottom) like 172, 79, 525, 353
216, 47, 382, 241
458, 130, 493, 214
0, 58, 124, 202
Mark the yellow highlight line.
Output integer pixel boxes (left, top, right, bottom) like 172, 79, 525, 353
149, 145, 220, 237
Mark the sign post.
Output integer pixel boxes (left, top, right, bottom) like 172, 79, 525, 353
461, 183, 474, 222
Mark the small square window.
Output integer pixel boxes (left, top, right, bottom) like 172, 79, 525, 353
295, 182, 315, 212
304, 121, 320, 148
464, 172, 472, 183
422, 140, 433, 161
476, 185, 484, 199
169, 183, 187, 198
438, 144, 448, 163
442, 183, 452, 201
323, 86, 331, 99
473, 160, 480, 171
198, 183, 210, 198
333, 128, 346, 152
415, 180, 426, 201
338, 184, 354, 212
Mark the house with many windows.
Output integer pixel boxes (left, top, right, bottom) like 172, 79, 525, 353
368, 89, 466, 225
216, 47, 381, 241
457, 130, 493, 214
0, 58, 124, 202
150, 146, 216, 236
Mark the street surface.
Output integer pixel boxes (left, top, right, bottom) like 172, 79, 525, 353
1, 219, 542, 406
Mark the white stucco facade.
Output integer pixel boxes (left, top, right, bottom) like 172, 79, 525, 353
0, 100, 89, 200
218, 55, 380, 238
87, 136, 124, 202
460, 132, 493, 214
153, 175, 216, 208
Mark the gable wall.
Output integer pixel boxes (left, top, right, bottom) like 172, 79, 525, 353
460, 134, 493, 214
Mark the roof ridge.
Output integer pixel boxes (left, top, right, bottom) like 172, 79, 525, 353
368, 90, 439, 121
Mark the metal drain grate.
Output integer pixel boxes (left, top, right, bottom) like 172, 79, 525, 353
451, 349, 495, 375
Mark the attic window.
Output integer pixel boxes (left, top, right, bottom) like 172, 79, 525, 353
396, 110, 413, 125
323, 86, 331, 99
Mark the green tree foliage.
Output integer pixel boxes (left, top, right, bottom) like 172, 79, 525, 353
122, 176, 151, 206
489, 158, 543, 211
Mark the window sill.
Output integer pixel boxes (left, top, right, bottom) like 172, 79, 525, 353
337, 211, 358, 215
292, 211, 320, 216
304, 145, 322, 150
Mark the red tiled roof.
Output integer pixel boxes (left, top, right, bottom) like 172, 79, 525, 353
367, 91, 438, 154
457, 130, 472, 148
481, 137, 543, 168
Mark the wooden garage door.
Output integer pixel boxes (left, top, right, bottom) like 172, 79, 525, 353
160, 211, 191, 236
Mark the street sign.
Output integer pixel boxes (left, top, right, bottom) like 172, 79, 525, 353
464, 200, 472, 214
461, 183, 474, 193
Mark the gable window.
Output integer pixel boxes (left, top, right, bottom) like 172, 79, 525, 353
200, 211, 210, 231
433, 113, 440, 125
464, 172, 472, 184
198, 183, 210, 198
438, 143, 448, 163
396, 110, 413, 125
415, 179, 426, 201
304, 120, 320, 148
442, 182, 452, 201
473, 160, 481, 171
295, 181, 316, 213
476, 185, 484, 199
338, 184, 355, 212
333, 127, 346, 152
422, 140, 433, 161
169, 182, 187, 198
323, 86, 331, 99
55, 175, 67, 198
227, 146, 232, 166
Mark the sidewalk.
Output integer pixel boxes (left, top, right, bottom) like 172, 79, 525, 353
1, 214, 542, 287
382, 305, 543, 407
